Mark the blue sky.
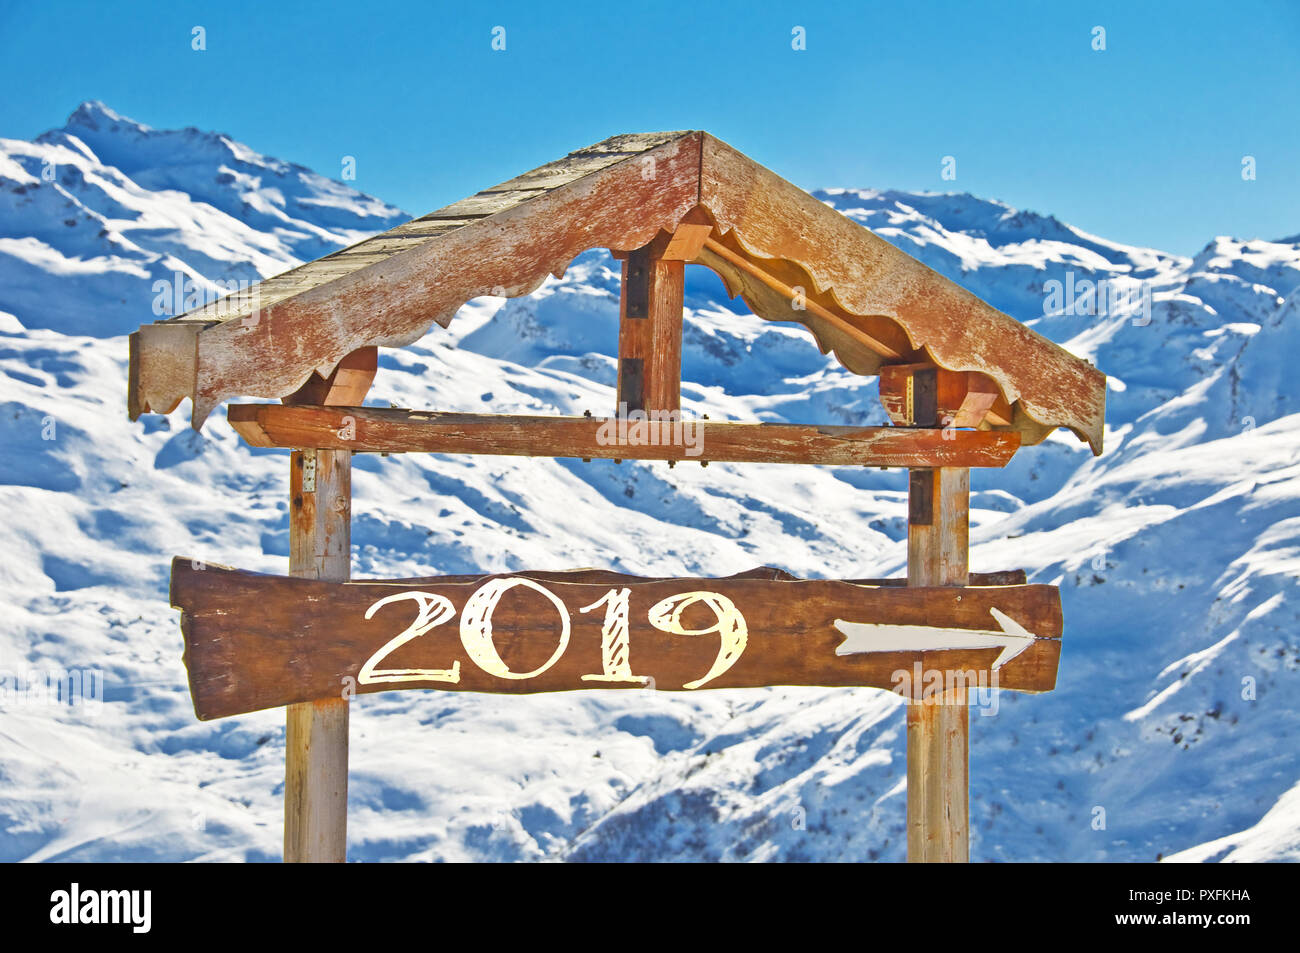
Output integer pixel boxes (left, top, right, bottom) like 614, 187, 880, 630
1, 0, 1296, 255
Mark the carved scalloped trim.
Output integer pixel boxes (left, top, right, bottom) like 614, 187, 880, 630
693, 222, 1102, 454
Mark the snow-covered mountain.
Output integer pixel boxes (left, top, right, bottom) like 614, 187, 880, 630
0, 102, 404, 337
1, 104, 1297, 862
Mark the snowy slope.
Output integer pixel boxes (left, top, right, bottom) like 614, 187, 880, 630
0, 106, 1297, 862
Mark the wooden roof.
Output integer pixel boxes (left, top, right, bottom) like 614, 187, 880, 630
129, 131, 1105, 453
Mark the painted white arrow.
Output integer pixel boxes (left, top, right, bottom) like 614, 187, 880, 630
833, 607, 1036, 670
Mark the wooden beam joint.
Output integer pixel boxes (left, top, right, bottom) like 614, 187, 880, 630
284, 346, 378, 408
880, 363, 1012, 430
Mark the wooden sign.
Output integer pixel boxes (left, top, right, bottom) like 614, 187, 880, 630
171, 558, 1062, 720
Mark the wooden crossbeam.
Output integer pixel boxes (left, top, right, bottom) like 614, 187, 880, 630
225, 405, 1021, 468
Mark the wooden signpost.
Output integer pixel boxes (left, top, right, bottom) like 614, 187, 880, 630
129, 131, 1106, 863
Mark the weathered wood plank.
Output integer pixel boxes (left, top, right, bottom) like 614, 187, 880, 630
569, 131, 693, 156
171, 559, 1063, 720
224, 405, 1022, 467
385, 217, 482, 238
421, 189, 548, 219
481, 153, 636, 193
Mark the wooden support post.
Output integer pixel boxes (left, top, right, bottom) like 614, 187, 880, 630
284, 447, 352, 862
906, 466, 970, 863
617, 238, 683, 414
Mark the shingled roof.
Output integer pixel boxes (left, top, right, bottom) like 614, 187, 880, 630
129, 131, 1105, 453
